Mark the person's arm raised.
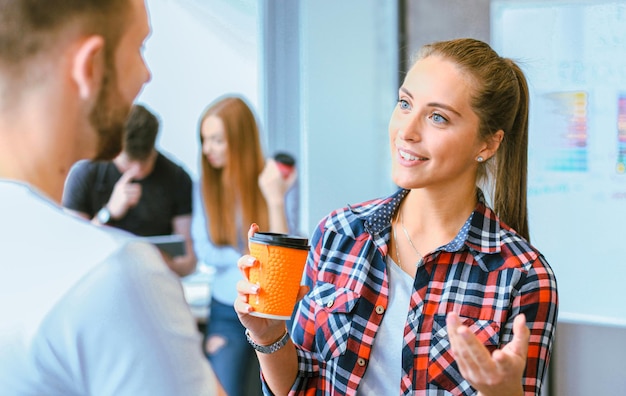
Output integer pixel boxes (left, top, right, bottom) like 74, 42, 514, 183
259, 159, 297, 234
104, 165, 142, 221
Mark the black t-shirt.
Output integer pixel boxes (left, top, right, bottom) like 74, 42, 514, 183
62, 153, 193, 237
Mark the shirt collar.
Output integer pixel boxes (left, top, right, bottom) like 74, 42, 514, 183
359, 188, 407, 235
352, 188, 503, 256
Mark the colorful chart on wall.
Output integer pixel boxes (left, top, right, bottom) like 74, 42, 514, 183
492, 0, 626, 326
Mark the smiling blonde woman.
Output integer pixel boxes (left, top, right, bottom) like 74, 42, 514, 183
235, 38, 558, 396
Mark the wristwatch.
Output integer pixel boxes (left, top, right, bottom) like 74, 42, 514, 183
245, 329, 290, 354
96, 206, 112, 224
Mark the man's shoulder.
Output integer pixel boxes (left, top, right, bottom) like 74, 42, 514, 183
1, 183, 145, 332
4, 186, 170, 321
0, 224, 189, 394
2, 181, 136, 272
67, 159, 103, 178
65, 159, 116, 190
155, 152, 191, 178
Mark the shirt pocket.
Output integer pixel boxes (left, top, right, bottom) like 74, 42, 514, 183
428, 314, 501, 393
305, 282, 360, 361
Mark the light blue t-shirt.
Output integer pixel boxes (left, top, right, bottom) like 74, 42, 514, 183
0, 181, 214, 395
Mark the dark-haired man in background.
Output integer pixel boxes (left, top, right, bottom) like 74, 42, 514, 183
64, 104, 197, 277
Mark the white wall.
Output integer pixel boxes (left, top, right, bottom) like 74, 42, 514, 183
493, 0, 626, 327
139, 0, 260, 180
140, 0, 399, 236
298, 1, 399, 232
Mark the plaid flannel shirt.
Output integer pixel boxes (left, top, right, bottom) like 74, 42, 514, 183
274, 188, 558, 396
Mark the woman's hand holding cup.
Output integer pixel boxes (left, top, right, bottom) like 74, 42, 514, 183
235, 223, 309, 345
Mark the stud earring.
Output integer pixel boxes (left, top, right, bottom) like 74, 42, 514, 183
477, 156, 484, 162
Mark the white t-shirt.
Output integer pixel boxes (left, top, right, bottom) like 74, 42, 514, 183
0, 180, 214, 395
358, 256, 414, 395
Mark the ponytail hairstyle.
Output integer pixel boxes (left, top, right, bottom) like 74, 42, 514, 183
198, 95, 269, 249
415, 38, 530, 240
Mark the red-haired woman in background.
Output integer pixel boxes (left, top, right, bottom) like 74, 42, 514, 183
191, 94, 299, 396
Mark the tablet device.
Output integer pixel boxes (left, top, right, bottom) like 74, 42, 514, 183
142, 234, 186, 257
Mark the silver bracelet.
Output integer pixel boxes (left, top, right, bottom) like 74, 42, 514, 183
245, 328, 290, 354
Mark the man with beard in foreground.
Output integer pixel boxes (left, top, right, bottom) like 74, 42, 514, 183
0, 0, 214, 394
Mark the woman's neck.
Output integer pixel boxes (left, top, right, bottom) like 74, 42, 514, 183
398, 186, 477, 253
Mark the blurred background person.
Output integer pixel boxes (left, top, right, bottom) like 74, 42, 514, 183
0, 0, 215, 393
63, 103, 196, 277
191, 94, 299, 396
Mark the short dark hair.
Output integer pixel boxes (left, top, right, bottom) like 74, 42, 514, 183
0, 0, 130, 80
123, 104, 159, 161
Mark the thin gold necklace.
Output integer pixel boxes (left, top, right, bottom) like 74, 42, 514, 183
398, 208, 424, 267
392, 218, 404, 269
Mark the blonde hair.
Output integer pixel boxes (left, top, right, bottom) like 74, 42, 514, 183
416, 38, 530, 240
198, 95, 268, 248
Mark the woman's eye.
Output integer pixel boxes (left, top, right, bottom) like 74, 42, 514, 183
430, 112, 448, 124
398, 99, 410, 110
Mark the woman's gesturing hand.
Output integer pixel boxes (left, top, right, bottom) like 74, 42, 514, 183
446, 312, 529, 396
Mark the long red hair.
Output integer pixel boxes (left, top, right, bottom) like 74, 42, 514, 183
198, 95, 268, 249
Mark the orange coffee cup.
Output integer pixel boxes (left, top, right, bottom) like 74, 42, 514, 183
248, 232, 310, 320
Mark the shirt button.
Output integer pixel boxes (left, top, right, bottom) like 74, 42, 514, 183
357, 358, 366, 367
375, 305, 385, 315
326, 299, 334, 308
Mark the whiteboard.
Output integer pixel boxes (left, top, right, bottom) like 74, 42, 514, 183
492, 1, 626, 327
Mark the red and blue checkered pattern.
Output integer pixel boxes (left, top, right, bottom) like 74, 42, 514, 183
276, 189, 558, 396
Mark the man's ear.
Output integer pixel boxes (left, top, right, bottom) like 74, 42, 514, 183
71, 35, 105, 100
